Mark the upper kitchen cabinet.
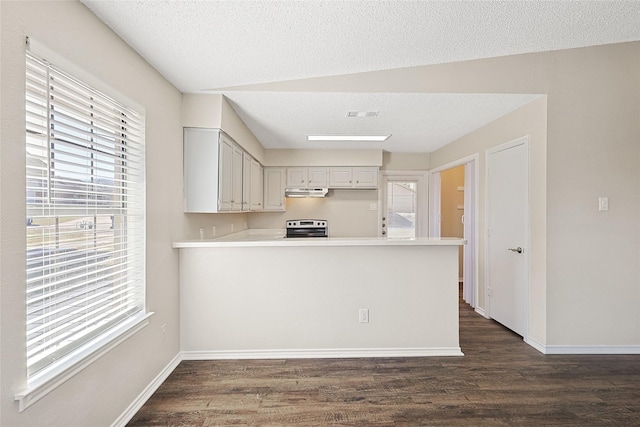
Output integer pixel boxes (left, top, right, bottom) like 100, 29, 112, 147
285, 167, 328, 188
328, 167, 379, 188
184, 128, 248, 213
263, 167, 286, 211
183, 94, 267, 213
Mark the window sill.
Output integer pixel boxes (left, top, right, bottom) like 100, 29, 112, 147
15, 311, 154, 412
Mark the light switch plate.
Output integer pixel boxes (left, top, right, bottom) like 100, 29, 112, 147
598, 197, 609, 212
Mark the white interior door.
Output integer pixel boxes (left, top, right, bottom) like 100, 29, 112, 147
380, 172, 428, 238
486, 137, 528, 336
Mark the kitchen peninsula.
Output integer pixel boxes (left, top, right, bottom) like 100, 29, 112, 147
173, 231, 465, 359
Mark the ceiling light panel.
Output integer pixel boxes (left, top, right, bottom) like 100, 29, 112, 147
307, 135, 390, 142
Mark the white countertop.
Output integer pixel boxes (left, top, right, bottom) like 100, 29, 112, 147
172, 229, 465, 248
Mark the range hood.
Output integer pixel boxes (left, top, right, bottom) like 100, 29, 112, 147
285, 188, 328, 198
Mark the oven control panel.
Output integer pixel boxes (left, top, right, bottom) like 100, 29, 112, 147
286, 219, 327, 228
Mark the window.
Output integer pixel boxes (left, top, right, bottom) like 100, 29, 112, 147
25, 52, 146, 387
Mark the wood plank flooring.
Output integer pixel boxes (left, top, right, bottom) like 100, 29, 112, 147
128, 294, 640, 426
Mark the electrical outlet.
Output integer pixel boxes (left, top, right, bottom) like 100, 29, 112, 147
359, 308, 369, 323
244, 221, 248, 229
212, 225, 216, 237
231, 223, 235, 232
161, 323, 167, 342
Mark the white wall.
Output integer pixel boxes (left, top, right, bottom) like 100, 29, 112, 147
179, 244, 461, 356
0, 2, 184, 425
382, 152, 430, 170
542, 44, 640, 346
264, 149, 383, 167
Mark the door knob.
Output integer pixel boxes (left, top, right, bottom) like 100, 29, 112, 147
508, 247, 523, 254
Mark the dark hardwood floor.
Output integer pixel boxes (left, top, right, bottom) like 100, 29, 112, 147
128, 294, 640, 426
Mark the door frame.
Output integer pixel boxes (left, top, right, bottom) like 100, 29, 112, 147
379, 170, 429, 237
485, 136, 530, 338
429, 154, 480, 312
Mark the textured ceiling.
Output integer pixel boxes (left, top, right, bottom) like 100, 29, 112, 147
82, 0, 640, 152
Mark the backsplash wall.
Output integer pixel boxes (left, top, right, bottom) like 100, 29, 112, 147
248, 189, 379, 237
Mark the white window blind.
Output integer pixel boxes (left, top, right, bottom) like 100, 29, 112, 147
25, 52, 146, 382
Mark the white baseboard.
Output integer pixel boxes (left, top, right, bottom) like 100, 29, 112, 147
524, 336, 546, 354
513, 333, 640, 356
543, 345, 640, 355
111, 352, 182, 427
182, 347, 464, 360
474, 307, 489, 318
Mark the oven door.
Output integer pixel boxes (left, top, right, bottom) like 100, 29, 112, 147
286, 228, 327, 238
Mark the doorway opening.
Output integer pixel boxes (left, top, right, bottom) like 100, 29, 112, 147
430, 156, 478, 310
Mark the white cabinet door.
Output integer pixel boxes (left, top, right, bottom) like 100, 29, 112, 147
218, 135, 234, 211
329, 167, 378, 188
307, 167, 328, 187
242, 152, 252, 211
353, 167, 379, 188
250, 159, 263, 211
264, 167, 286, 211
183, 128, 220, 213
328, 167, 353, 187
231, 144, 244, 211
286, 167, 307, 187
286, 167, 327, 188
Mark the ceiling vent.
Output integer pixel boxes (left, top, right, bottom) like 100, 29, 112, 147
347, 110, 379, 118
